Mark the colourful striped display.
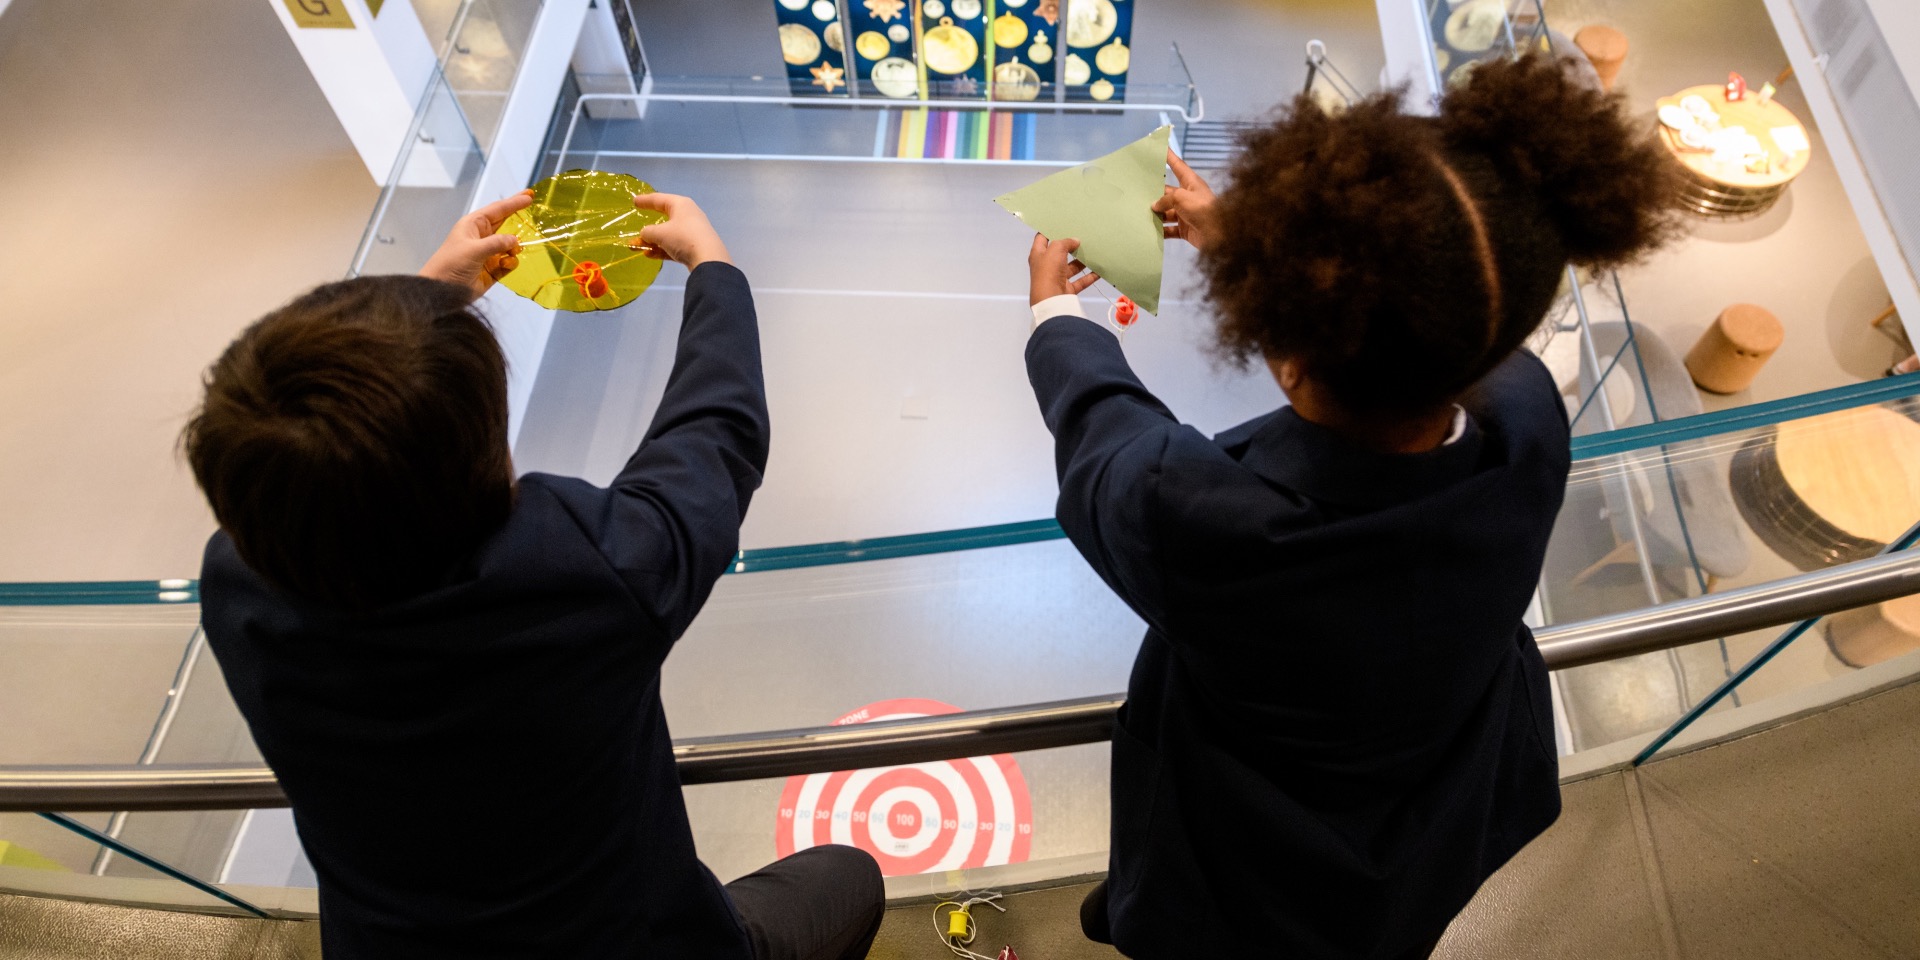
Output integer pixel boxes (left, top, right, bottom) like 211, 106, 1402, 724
886, 110, 1035, 160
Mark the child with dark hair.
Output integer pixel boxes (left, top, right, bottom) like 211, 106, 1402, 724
186, 192, 883, 960
1022, 55, 1682, 958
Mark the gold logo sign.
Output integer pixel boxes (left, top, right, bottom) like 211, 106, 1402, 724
283, 0, 354, 28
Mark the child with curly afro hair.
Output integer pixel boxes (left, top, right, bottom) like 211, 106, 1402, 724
1022, 53, 1683, 959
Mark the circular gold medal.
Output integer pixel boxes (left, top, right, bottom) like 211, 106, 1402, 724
871, 56, 919, 97
1090, 77, 1114, 100
779, 24, 823, 65
923, 17, 980, 74
992, 12, 1028, 48
1065, 0, 1116, 47
1094, 37, 1129, 74
855, 30, 891, 60
1064, 51, 1091, 85
993, 59, 1042, 100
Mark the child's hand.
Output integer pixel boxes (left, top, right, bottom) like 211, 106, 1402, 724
632, 194, 732, 268
1028, 234, 1100, 307
1153, 149, 1218, 251
419, 190, 533, 301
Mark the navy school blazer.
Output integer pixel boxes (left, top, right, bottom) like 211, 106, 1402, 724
200, 263, 767, 960
1027, 315, 1568, 959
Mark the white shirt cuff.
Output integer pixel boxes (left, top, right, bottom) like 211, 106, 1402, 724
1031, 294, 1088, 331
1444, 406, 1469, 446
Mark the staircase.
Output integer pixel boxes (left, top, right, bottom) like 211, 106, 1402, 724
1179, 119, 1260, 171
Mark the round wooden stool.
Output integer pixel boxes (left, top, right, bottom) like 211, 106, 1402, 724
1824, 594, 1920, 668
1686, 303, 1784, 393
1574, 25, 1629, 91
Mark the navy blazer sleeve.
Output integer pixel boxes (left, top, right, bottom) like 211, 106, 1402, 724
583, 261, 770, 638
1025, 316, 1181, 632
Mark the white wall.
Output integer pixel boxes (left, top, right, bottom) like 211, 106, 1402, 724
268, 0, 439, 185
0, 0, 378, 580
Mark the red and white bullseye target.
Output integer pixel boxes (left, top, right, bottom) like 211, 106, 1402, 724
776, 698, 1033, 877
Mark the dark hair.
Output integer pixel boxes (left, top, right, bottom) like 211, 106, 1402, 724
1203, 53, 1683, 415
183, 276, 513, 610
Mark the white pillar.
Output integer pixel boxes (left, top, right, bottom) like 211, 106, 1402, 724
1375, 0, 1442, 115
462, 0, 595, 450
269, 0, 440, 185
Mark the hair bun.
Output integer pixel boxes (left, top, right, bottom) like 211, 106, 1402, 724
1439, 53, 1682, 268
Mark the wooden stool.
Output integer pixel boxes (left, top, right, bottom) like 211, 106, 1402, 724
1686, 303, 1784, 393
1824, 595, 1920, 668
1574, 25, 1629, 91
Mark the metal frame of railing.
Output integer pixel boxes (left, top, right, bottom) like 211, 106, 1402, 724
6, 547, 1916, 813
553, 90, 1205, 172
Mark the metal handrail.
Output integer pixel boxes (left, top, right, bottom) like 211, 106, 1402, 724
4, 549, 1917, 812
555, 89, 1204, 171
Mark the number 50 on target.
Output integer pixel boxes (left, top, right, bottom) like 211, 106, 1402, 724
775, 698, 1035, 877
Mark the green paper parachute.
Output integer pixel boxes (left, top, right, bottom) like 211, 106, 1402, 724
495, 170, 667, 312
993, 125, 1170, 315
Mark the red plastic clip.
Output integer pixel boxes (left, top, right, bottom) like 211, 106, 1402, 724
996, 948, 1019, 960
1111, 295, 1139, 328
1726, 71, 1747, 101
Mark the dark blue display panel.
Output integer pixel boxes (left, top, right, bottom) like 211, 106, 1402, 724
846, 0, 922, 99
773, 0, 852, 97
917, 0, 988, 99
1062, 0, 1132, 103
984, 0, 1058, 101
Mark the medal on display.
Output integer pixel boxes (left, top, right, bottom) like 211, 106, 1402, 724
1064, 51, 1091, 85
992, 59, 1042, 100
922, 17, 980, 75
855, 29, 891, 60
1094, 36, 1129, 74
779, 23, 823, 64
992, 11, 1028, 48
1064, 0, 1116, 47
811, 61, 846, 91
1028, 30, 1052, 64
871, 55, 919, 97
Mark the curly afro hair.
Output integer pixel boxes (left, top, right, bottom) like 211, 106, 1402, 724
1202, 53, 1684, 416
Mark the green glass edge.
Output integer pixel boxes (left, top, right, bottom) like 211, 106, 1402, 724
1567, 372, 1920, 459
0, 581, 201, 606
8, 375, 1916, 602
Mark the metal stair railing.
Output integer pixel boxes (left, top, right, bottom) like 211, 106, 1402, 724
4, 545, 1917, 813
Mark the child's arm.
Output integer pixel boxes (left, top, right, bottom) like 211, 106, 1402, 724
589, 196, 770, 639
1025, 236, 1179, 632
418, 191, 533, 300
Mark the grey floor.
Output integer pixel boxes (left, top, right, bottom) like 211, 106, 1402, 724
0, 0, 377, 583
507, 0, 1390, 880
